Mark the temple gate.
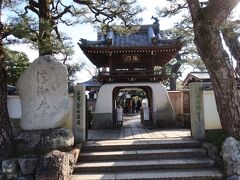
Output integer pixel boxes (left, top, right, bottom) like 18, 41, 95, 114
79, 20, 182, 129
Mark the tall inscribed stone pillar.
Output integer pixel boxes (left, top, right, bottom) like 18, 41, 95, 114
17, 55, 70, 130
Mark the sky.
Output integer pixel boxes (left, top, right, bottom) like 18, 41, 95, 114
7, 0, 240, 83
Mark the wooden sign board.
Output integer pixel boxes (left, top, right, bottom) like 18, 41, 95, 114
122, 54, 141, 63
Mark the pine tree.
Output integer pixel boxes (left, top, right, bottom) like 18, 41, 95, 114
0, 0, 14, 159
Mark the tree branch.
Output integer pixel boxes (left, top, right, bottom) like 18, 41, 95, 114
24, 5, 39, 16
186, 0, 200, 23
59, 18, 74, 26
52, 5, 73, 20
205, 0, 240, 24
73, 0, 92, 5
159, 2, 188, 17
221, 20, 240, 75
29, 0, 39, 8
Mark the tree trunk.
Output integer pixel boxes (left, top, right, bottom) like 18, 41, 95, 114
38, 0, 53, 55
0, 7, 14, 158
169, 76, 177, 91
187, 0, 240, 139
169, 54, 182, 91
221, 25, 240, 75
0, 67, 14, 158
198, 27, 240, 139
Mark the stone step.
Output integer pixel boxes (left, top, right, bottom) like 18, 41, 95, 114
74, 158, 215, 173
82, 138, 200, 152
71, 168, 222, 180
80, 148, 207, 161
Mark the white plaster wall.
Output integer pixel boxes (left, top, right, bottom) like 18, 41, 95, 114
95, 82, 174, 114
7, 96, 22, 119
7, 95, 74, 129
203, 90, 222, 129
151, 83, 173, 113
94, 84, 115, 113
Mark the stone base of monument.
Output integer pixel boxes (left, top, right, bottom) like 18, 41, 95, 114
1, 146, 81, 180
18, 155, 39, 175
2, 159, 18, 179
14, 128, 74, 154
35, 148, 80, 180
36, 150, 71, 179
222, 137, 240, 178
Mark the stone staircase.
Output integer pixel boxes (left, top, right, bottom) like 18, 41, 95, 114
71, 138, 223, 180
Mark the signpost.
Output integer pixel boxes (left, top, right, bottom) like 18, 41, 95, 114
73, 84, 86, 143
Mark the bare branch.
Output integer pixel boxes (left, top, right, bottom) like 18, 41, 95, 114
2, 31, 11, 39
29, 0, 39, 8
24, 5, 39, 16
52, 5, 73, 20
59, 18, 74, 26
159, 2, 188, 17
73, 0, 92, 5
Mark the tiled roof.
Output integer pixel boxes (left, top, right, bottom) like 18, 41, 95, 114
79, 24, 181, 48
189, 72, 210, 79
182, 72, 210, 87
80, 78, 101, 87
78, 22, 182, 69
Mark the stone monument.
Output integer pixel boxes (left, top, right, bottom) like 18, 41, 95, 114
17, 55, 70, 130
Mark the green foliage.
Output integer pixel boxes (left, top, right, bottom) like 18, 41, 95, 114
163, 18, 206, 71
134, 89, 146, 98
156, 2, 207, 89
6, 11, 74, 59
65, 63, 84, 86
176, 80, 183, 90
4, 48, 30, 85
5, 15, 38, 47
205, 130, 230, 151
187, 57, 207, 71
75, 0, 143, 27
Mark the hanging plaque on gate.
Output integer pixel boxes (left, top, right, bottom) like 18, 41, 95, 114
122, 54, 141, 63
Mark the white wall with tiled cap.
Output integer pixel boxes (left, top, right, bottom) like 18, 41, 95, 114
7, 90, 223, 130
203, 90, 222, 129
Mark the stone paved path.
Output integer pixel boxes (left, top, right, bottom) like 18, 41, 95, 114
88, 114, 191, 140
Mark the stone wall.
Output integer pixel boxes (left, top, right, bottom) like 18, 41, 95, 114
1, 146, 81, 180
